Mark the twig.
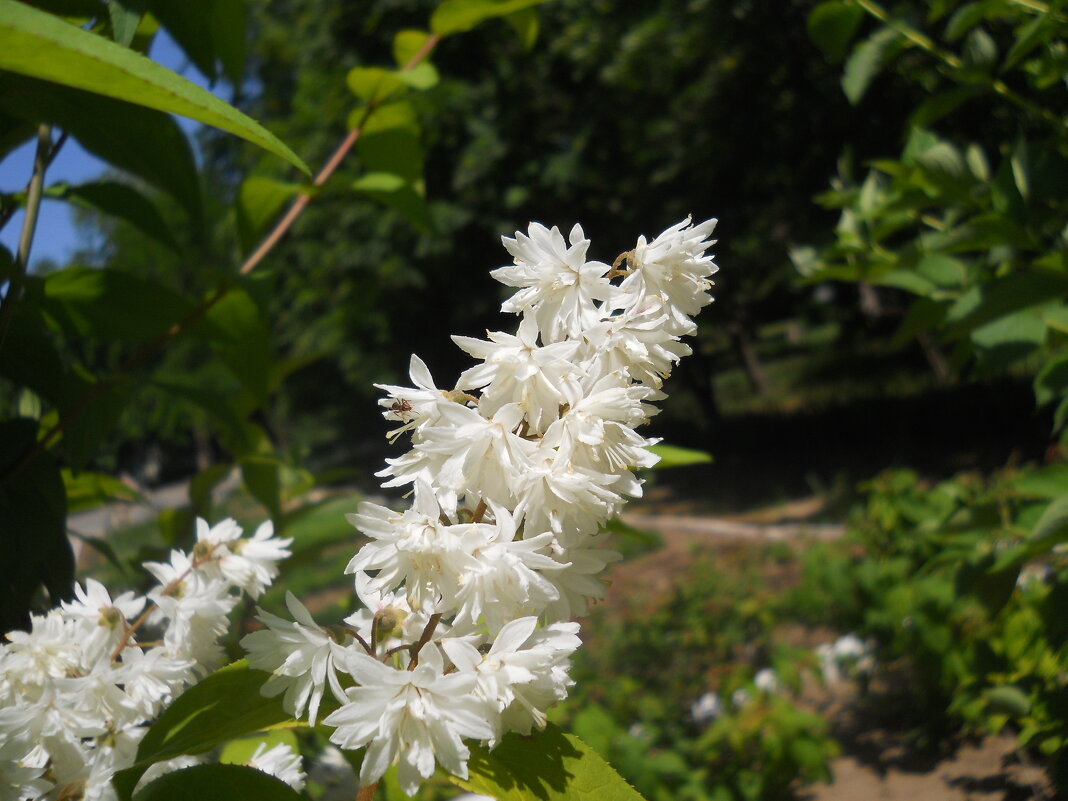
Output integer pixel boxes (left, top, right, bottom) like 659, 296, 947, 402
0, 130, 68, 234
355, 781, 379, 801
0, 124, 52, 354
406, 613, 443, 670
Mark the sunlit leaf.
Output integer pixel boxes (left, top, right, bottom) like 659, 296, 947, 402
0, 0, 308, 173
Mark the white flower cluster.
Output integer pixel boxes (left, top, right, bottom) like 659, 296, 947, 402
243, 217, 719, 796
0, 518, 291, 801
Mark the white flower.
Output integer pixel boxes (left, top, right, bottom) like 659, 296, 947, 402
452, 315, 580, 434
443, 617, 580, 743
345, 483, 485, 613
754, 668, 778, 694
731, 688, 750, 709
216, 521, 293, 599
325, 645, 494, 796
241, 592, 348, 725
492, 223, 610, 343
375, 355, 456, 441
450, 507, 565, 633
616, 216, 718, 333
61, 579, 145, 626
247, 742, 306, 791
690, 691, 722, 725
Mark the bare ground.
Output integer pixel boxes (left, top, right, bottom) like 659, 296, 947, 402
612, 491, 1054, 801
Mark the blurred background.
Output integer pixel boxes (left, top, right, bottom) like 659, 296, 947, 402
1, 0, 1065, 798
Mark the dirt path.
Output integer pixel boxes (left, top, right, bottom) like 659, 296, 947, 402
614, 494, 1053, 801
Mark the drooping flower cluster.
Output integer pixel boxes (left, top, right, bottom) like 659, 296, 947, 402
243, 217, 719, 795
0, 519, 291, 801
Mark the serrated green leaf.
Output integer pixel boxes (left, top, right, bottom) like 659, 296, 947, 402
0, 0, 307, 173
431, 0, 549, 37
392, 29, 431, 68
647, 443, 713, 468
114, 661, 313, 800
453, 724, 647, 801
132, 764, 304, 801
0, 74, 203, 221
46, 180, 177, 249
807, 1, 864, 64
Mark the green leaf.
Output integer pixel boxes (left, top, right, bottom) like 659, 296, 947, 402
1031, 495, 1068, 548
240, 454, 282, 522
46, 181, 177, 249
62, 372, 134, 472
842, 27, 902, 105
431, 0, 550, 37
114, 660, 310, 800
1003, 12, 1052, 71
453, 724, 647, 801
1011, 464, 1068, 499
0, 305, 66, 404
151, 379, 254, 454
63, 469, 144, 512
392, 29, 431, 68
235, 176, 303, 255
807, 1, 865, 64
210, 0, 247, 85
107, 0, 144, 47
396, 62, 439, 91
353, 172, 407, 193
962, 27, 997, 72
189, 463, 232, 518
195, 287, 273, 402
353, 173, 433, 233
506, 7, 539, 50
946, 271, 1068, 336
43, 266, 194, 343
1034, 352, 1068, 407
358, 100, 421, 137
0, 418, 72, 632
647, 443, 713, 468
347, 66, 406, 104
0, 74, 203, 221
219, 730, 299, 766
0, 0, 308, 173
133, 764, 304, 801
982, 685, 1031, 717
357, 126, 423, 182
909, 85, 984, 128
143, 0, 217, 80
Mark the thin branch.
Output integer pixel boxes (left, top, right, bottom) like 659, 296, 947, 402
0, 124, 53, 354
406, 613, 443, 670
0, 130, 68, 235
355, 781, 379, 801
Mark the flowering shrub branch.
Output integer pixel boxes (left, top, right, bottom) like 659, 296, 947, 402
243, 216, 719, 796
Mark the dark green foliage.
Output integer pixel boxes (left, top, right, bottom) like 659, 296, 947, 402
790, 465, 1068, 788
